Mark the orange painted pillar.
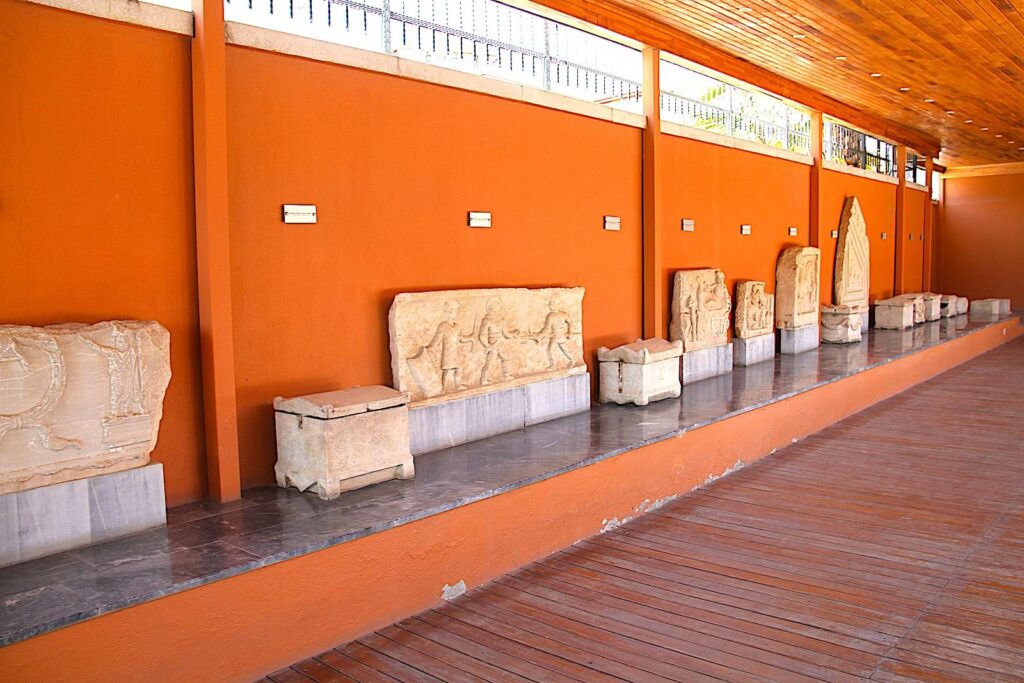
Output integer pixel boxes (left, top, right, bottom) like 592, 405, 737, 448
808, 111, 823, 249
922, 157, 935, 292
893, 145, 907, 295
641, 46, 665, 340
193, 0, 242, 501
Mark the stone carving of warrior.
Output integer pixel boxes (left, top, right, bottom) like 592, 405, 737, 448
418, 300, 474, 394
478, 298, 516, 385
83, 325, 145, 418
535, 296, 575, 369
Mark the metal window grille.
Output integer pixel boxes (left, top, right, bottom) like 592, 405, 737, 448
658, 59, 811, 155
224, 0, 643, 109
905, 150, 927, 185
823, 119, 897, 177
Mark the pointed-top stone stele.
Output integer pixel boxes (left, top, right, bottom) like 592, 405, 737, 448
835, 196, 870, 310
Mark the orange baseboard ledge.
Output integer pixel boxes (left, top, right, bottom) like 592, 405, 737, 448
2, 318, 1019, 682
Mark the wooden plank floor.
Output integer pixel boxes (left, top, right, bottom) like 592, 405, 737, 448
265, 339, 1024, 683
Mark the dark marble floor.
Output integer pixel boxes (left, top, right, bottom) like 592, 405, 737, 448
0, 313, 1018, 647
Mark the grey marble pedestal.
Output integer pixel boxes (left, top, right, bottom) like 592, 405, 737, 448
409, 373, 591, 455
780, 324, 819, 354
733, 333, 775, 366
0, 463, 166, 568
681, 344, 733, 385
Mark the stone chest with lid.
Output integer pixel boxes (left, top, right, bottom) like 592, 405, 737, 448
273, 386, 414, 500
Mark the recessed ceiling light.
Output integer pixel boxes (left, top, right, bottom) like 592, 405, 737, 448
738, 6, 753, 12
793, 33, 806, 39
923, 98, 935, 103
899, 87, 911, 92
996, 134, 1004, 138
835, 55, 847, 61
870, 73, 882, 78
964, 119, 973, 124
981, 127, 990, 131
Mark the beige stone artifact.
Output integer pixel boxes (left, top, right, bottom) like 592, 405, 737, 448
921, 293, 941, 321
971, 298, 1011, 316
0, 321, 171, 495
834, 196, 870, 312
597, 339, 682, 406
775, 247, 821, 330
274, 386, 414, 500
669, 269, 732, 352
893, 294, 925, 324
734, 281, 775, 339
821, 304, 863, 343
874, 297, 915, 330
389, 287, 585, 406
939, 295, 958, 318
955, 296, 969, 315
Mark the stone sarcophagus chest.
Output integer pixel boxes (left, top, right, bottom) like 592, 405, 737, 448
0, 321, 171, 495
274, 386, 415, 500
597, 339, 682, 406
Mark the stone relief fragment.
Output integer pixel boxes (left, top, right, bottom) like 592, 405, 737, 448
734, 280, 775, 339
389, 288, 585, 405
776, 247, 821, 330
0, 321, 171, 494
669, 269, 732, 352
834, 196, 870, 310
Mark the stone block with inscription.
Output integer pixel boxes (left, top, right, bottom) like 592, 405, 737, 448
0, 321, 171, 495
389, 287, 585, 406
834, 196, 870, 315
775, 247, 821, 330
670, 269, 732, 352
598, 339, 682, 406
274, 387, 414, 500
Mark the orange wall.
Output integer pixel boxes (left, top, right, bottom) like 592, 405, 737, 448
0, 0, 206, 505
901, 188, 927, 293
939, 173, 1024, 306
819, 170, 898, 303
659, 136, 811, 337
224, 46, 643, 488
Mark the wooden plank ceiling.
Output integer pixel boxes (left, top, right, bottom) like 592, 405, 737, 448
536, 0, 1024, 167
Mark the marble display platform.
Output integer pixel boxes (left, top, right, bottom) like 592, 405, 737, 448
0, 314, 1019, 647
0, 464, 166, 569
409, 373, 591, 455
681, 344, 733, 384
733, 333, 775, 367
780, 324, 819, 354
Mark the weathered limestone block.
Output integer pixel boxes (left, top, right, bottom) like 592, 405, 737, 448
971, 298, 1011, 316
734, 280, 774, 339
874, 298, 915, 330
274, 386, 414, 500
939, 295, 958, 318
389, 287, 585, 406
955, 296, 969, 315
893, 294, 925, 324
682, 344, 733, 384
0, 321, 171, 495
598, 339, 682, 406
776, 247, 821, 330
921, 293, 941, 321
821, 304, 863, 344
670, 269, 732, 352
834, 196, 870, 310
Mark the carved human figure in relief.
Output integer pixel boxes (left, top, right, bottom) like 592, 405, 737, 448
83, 326, 145, 418
702, 271, 732, 338
413, 300, 474, 394
796, 256, 817, 313
535, 295, 574, 370
478, 298, 516, 386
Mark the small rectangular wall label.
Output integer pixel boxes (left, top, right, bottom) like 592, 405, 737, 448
681, 218, 695, 232
881, 232, 888, 240
283, 204, 317, 224
830, 229, 839, 239
788, 226, 798, 237
468, 211, 492, 228
603, 216, 621, 231
740, 224, 752, 235
908, 232, 914, 240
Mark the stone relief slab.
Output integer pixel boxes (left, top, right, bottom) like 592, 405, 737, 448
775, 247, 821, 330
821, 304, 863, 344
0, 321, 171, 495
834, 196, 870, 310
389, 288, 585, 406
669, 269, 732, 352
734, 280, 775, 339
